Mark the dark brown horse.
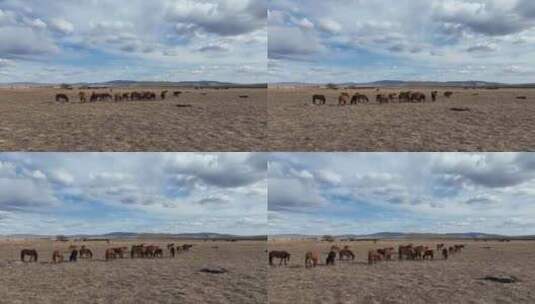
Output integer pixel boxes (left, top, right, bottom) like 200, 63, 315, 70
312, 94, 326, 105
422, 249, 434, 260
368, 250, 382, 264
326, 250, 336, 265
21, 249, 38, 262
80, 246, 93, 259
398, 245, 414, 260
442, 248, 448, 260
269, 250, 290, 266
56, 94, 69, 102
52, 250, 63, 263
131, 244, 145, 258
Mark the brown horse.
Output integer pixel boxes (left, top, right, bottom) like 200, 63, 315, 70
79, 92, 87, 103
312, 94, 326, 105
269, 250, 290, 266
444, 92, 453, 98
413, 245, 426, 259
350, 93, 369, 104
339, 248, 355, 261
368, 250, 382, 264
305, 251, 320, 268
52, 250, 64, 263
338, 93, 350, 105
376, 94, 389, 104
410, 92, 426, 102
131, 244, 145, 258
21, 249, 38, 262
398, 91, 411, 103
442, 248, 448, 260
154, 247, 163, 258
422, 249, 434, 260
105, 248, 116, 261
161, 91, 168, 100
56, 94, 69, 102
436, 243, 444, 251
173, 91, 182, 97
79, 246, 93, 259
378, 247, 394, 261
326, 250, 336, 265
398, 245, 413, 260
181, 244, 193, 251
431, 91, 438, 101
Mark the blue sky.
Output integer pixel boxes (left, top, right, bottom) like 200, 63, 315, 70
0, 153, 267, 235
268, 0, 535, 83
268, 153, 535, 236
0, 0, 267, 83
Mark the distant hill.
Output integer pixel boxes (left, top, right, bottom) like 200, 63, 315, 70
269, 232, 535, 240
272, 80, 535, 89
2, 232, 267, 241
0, 80, 267, 89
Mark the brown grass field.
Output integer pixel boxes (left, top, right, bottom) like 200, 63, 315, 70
268, 239, 535, 304
0, 87, 266, 151
268, 87, 535, 151
0, 239, 266, 304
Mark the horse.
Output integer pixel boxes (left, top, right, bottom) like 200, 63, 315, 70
114, 93, 123, 102
436, 244, 444, 251
350, 93, 369, 104
105, 248, 117, 261
161, 90, 168, 100
413, 246, 426, 259
269, 250, 290, 266
173, 91, 182, 97
312, 94, 326, 105
422, 249, 434, 260
388, 93, 398, 102
154, 247, 163, 258
338, 93, 350, 105
368, 250, 382, 264
398, 91, 411, 103
131, 244, 145, 258
69, 249, 78, 262
181, 244, 193, 251
326, 250, 336, 265
52, 250, 64, 263
376, 94, 389, 104
79, 92, 87, 103
444, 92, 453, 98
339, 248, 355, 261
56, 94, 69, 102
398, 244, 414, 260
442, 248, 448, 260
80, 246, 93, 259
110, 247, 127, 259
21, 249, 38, 262
305, 251, 320, 268
377, 247, 394, 261
431, 91, 438, 101
410, 92, 426, 103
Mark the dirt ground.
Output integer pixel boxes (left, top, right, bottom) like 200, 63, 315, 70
268, 87, 535, 151
0, 239, 267, 304
268, 239, 535, 304
0, 87, 266, 151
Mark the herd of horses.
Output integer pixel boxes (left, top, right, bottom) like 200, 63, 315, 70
312, 91, 454, 105
55, 90, 183, 103
19, 243, 194, 263
269, 243, 466, 268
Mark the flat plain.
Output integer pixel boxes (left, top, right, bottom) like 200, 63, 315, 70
0, 87, 266, 151
268, 239, 535, 304
268, 87, 535, 151
0, 239, 267, 304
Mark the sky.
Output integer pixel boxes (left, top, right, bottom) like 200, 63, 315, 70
0, 0, 267, 83
268, 0, 535, 83
0, 153, 267, 236
268, 153, 535, 236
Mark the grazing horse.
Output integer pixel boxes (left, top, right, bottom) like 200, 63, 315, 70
131, 244, 145, 258
181, 244, 193, 251
80, 246, 93, 259
52, 250, 64, 263
454, 244, 465, 253
413, 246, 426, 259
173, 91, 182, 97
305, 251, 320, 268
444, 92, 453, 98
122, 93, 130, 101
422, 249, 434, 260
69, 249, 78, 262
410, 92, 426, 103
110, 247, 127, 259
431, 91, 438, 102
398, 245, 414, 260
161, 90, 168, 100
377, 247, 394, 261
144, 245, 158, 258
442, 248, 448, 260
154, 247, 163, 258
448, 246, 454, 255
114, 93, 123, 102
388, 93, 398, 102
21, 249, 38, 262
105, 248, 117, 261
326, 250, 336, 265
269, 250, 291, 266
79, 92, 87, 103
350, 93, 369, 104
56, 94, 69, 102
368, 250, 382, 265
338, 93, 350, 105
339, 248, 355, 261
312, 94, 326, 105
376, 94, 389, 104
398, 92, 411, 103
